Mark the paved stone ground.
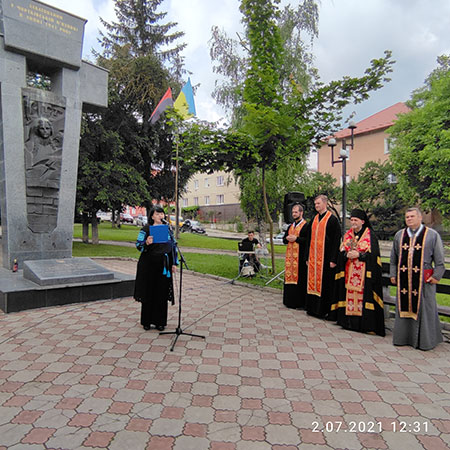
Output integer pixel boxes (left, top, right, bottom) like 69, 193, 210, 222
0, 258, 450, 449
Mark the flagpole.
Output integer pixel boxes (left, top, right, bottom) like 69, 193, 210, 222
174, 138, 180, 240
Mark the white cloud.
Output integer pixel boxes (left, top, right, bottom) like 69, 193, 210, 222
41, 0, 450, 125
315, 0, 450, 122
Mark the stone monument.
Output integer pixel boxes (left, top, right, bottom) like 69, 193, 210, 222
0, 0, 134, 312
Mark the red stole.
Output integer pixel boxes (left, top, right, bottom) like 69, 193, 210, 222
341, 227, 371, 316
284, 220, 306, 284
307, 211, 332, 296
397, 226, 428, 320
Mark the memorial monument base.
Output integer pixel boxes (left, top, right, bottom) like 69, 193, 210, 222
0, 257, 134, 313
23, 257, 115, 286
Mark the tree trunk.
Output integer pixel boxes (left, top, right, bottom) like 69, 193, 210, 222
91, 213, 99, 245
112, 209, 121, 228
257, 217, 266, 248
82, 213, 89, 244
262, 166, 276, 273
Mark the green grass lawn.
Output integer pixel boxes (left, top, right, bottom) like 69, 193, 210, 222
73, 230, 449, 307
74, 223, 140, 242
72, 242, 285, 289
73, 242, 138, 259
183, 253, 285, 289
73, 223, 286, 254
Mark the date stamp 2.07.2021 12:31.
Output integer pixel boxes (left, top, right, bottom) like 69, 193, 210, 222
312, 420, 430, 434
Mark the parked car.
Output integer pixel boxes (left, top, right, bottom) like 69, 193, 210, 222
120, 213, 134, 223
169, 215, 184, 228
180, 220, 206, 234
266, 232, 285, 245
96, 211, 112, 222
136, 215, 148, 227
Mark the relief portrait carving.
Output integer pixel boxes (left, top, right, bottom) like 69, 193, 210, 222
22, 92, 66, 233
24, 117, 62, 184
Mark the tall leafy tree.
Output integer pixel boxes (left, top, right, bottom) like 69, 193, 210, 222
221, 0, 392, 271
292, 171, 341, 221
347, 160, 406, 237
238, 0, 291, 270
210, 0, 319, 127
239, 158, 307, 235
77, 114, 149, 242
98, 0, 186, 61
78, 0, 191, 223
97, 0, 187, 129
389, 55, 450, 218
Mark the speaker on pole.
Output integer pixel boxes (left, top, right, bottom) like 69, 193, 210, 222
283, 192, 305, 223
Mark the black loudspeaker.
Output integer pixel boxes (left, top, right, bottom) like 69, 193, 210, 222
283, 192, 305, 223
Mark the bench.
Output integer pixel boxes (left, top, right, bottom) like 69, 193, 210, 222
381, 262, 450, 318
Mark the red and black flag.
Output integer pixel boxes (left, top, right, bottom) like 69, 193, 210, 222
150, 87, 174, 124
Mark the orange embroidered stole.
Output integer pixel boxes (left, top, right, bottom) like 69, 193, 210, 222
307, 211, 331, 296
341, 228, 371, 316
284, 220, 306, 284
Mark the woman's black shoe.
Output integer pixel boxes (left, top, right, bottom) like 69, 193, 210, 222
143, 325, 151, 330
156, 325, 165, 331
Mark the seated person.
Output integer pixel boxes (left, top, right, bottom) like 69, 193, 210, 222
239, 231, 262, 273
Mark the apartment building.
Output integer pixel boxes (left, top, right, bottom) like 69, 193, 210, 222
317, 102, 410, 183
181, 170, 244, 221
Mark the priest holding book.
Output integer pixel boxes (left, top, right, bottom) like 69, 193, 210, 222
134, 205, 178, 331
390, 207, 446, 350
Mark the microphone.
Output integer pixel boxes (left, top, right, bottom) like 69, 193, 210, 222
161, 218, 168, 224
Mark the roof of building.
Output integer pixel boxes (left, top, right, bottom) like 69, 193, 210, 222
333, 102, 410, 139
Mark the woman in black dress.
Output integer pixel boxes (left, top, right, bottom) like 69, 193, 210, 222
134, 205, 178, 330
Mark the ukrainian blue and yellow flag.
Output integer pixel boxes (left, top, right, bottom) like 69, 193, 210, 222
174, 78, 196, 119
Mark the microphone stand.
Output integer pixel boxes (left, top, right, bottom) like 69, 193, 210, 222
159, 223, 205, 351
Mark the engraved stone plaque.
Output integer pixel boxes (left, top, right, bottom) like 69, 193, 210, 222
23, 258, 114, 286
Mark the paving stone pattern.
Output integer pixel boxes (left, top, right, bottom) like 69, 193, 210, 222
0, 259, 449, 449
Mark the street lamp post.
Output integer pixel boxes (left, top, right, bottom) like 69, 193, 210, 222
328, 121, 357, 236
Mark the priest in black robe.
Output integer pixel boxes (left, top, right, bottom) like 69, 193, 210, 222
330, 209, 385, 336
305, 195, 341, 318
283, 203, 309, 309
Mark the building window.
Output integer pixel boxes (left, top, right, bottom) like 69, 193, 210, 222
204, 178, 209, 188
182, 198, 188, 207
216, 194, 224, 204
204, 196, 210, 205
194, 179, 199, 190
217, 175, 224, 186
194, 197, 199, 206
387, 173, 397, 184
340, 175, 350, 187
384, 137, 395, 154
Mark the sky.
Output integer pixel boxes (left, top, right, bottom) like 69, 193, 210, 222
44, 0, 450, 127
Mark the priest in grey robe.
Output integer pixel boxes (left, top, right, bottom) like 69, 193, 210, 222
390, 207, 446, 350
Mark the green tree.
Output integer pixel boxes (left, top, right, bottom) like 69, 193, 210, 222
77, 114, 149, 242
292, 171, 340, 221
209, 0, 319, 126
77, 0, 192, 228
98, 0, 186, 62
388, 55, 450, 218
239, 158, 307, 228
212, 0, 393, 271
347, 160, 406, 237
238, 0, 292, 271
96, 0, 189, 209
